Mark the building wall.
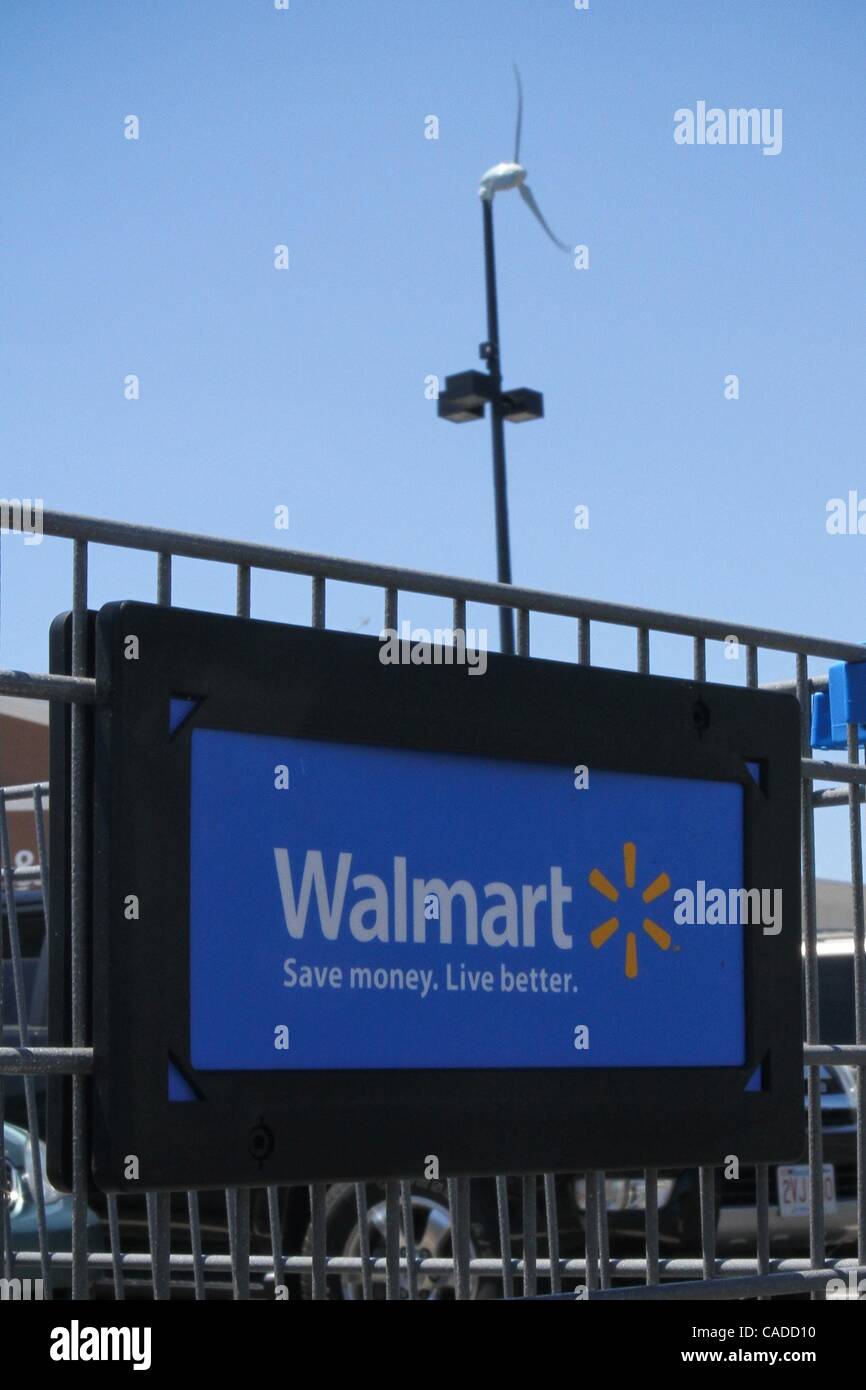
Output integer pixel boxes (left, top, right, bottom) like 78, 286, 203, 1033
0, 696, 49, 877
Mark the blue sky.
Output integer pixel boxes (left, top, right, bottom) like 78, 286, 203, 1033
1, 0, 865, 875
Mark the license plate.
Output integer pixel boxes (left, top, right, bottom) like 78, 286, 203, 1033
777, 1164, 836, 1217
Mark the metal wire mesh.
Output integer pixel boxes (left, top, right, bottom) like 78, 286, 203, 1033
1, 508, 864, 1300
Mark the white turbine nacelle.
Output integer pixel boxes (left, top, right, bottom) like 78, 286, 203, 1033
477, 68, 571, 253
479, 162, 527, 200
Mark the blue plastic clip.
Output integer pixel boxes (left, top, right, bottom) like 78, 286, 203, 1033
811, 658, 866, 750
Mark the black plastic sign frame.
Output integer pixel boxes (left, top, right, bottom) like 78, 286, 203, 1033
55, 601, 803, 1193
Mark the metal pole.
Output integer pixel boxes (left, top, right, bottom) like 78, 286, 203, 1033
482, 198, 514, 655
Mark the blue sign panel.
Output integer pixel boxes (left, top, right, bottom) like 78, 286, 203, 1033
189, 728, 745, 1072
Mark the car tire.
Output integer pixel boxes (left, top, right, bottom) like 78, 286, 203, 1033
300, 1179, 501, 1300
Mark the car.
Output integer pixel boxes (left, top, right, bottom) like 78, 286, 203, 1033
2, 1120, 104, 1296
717, 934, 861, 1253
716, 1063, 857, 1251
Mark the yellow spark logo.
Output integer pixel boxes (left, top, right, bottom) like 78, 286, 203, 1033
589, 842, 671, 980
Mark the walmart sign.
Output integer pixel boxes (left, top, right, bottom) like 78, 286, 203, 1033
76, 603, 803, 1190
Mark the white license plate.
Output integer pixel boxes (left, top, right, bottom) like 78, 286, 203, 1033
777, 1164, 836, 1218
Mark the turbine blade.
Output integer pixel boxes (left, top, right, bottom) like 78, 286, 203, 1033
519, 183, 571, 252
513, 63, 523, 164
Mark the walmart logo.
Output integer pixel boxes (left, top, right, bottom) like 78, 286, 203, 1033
589, 842, 672, 980
273, 841, 680, 965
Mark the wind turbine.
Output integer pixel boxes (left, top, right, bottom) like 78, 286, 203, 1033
439, 66, 570, 655
478, 65, 571, 252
